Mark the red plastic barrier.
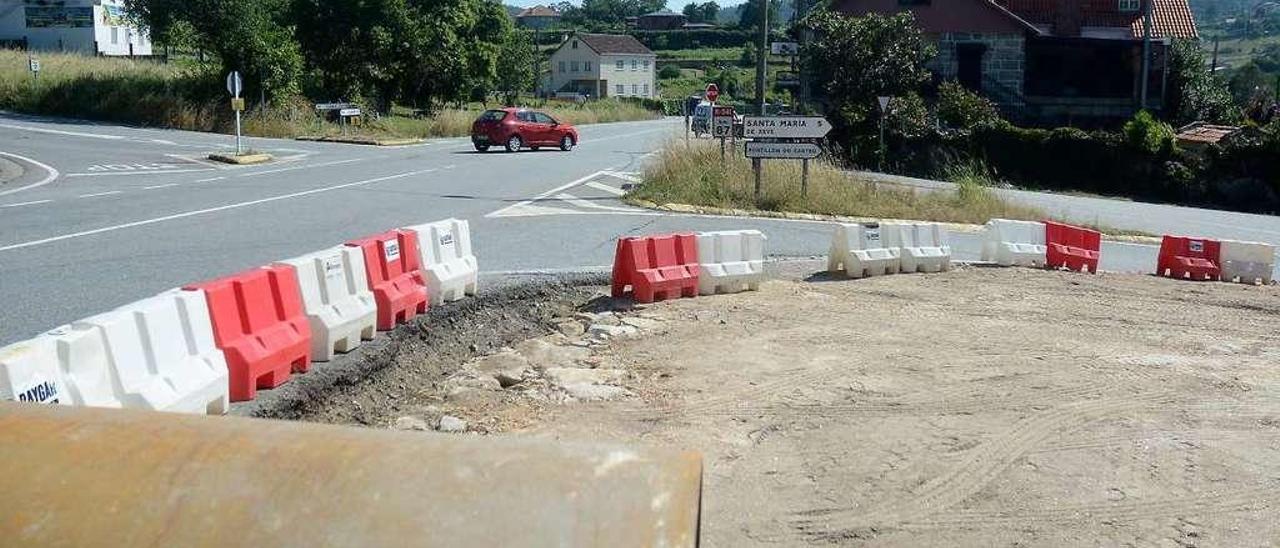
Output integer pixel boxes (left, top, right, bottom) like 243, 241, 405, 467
185, 265, 312, 402
1045, 221, 1101, 273
346, 230, 429, 330
611, 234, 700, 304
1157, 235, 1222, 281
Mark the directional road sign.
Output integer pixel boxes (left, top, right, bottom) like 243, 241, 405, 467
744, 141, 822, 159
770, 42, 799, 55
226, 71, 243, 98
742, 116, 831, 139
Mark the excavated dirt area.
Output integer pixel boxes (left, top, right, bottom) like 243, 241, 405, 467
302, 266, 1280, 546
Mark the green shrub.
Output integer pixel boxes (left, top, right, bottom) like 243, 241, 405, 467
936, 81, 1001, 130
658, 65, 683, 79
1122, 110, 1176, 155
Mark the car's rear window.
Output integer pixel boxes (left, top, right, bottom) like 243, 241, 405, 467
478, 110, 507, 122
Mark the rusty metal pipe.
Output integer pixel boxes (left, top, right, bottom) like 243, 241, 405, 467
0, 403, 702, 547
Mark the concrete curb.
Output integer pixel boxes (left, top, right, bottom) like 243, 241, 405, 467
625, 199, 1164, 245
296, 136, 427, 147
208, 153, 273, 165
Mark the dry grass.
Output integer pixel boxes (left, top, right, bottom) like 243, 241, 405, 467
0, 50, 659, 139
630, 139, 1047, 225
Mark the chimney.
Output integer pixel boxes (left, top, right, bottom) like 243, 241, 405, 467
1054, 0, 1082, 37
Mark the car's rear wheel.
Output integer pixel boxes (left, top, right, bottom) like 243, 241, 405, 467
560, 135, 575, 151
505, 135, 522, 153
474, 143, 489, 152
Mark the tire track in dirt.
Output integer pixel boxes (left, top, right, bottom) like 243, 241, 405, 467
901, 485, 1276, 528
789, 392, 1175, 542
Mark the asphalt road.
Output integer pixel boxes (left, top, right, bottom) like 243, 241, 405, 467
0, 112, 1273, 345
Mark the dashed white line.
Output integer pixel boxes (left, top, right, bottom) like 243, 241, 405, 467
143, 183, 179, 190
78, 191, 123, 198
0, 168, 437, 253
66, 168, 215, 178
237, 157, 363, 177
193, 176, 226, 183
0, 199, 52, 208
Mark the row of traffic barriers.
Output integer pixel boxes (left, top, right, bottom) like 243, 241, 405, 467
0, 219, 479, 413
612, 230, 767, 303
1157, 235, 1275, 284
828, 222, 953, 278
981, 218, 1276, 283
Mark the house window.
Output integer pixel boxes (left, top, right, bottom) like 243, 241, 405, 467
585, 61, 592, 71
632, 84, 638, 95
631, 59, 637, 71
571, 61, 579, 72
616, 84, 625, 95
643, 60, 650, 71
643, 83, 649, 96
111, 27, 119, 45
616, 60, 624, 70
1118, 0, 1140, 11
572, 40, 578, 49
559, 61, 566, 73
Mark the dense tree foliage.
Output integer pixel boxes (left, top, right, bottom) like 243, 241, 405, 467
1166, 39, 1241, 125
681, 1, 720, 24
127, 0, 518, 111
737, 0, 782, 30
559, 0, 665, 28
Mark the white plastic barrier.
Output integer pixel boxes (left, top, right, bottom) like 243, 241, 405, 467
0, 290, 230, 414
404, 219, 479, 305
696, 230, 766, 295
889, 222, 952, 273
1220, 239, 1275, 285
0, 338, 64, 405
981, 219, 1047, 267
277, 246, 378, 361
828, 223, 901, 278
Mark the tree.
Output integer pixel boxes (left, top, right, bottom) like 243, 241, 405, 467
495, 30, 538, 105
1229, 62, 1273, 108
1166, 38, 1241, 125
738, 0, 780, 29
124, 0, 303, 101
802, 10, 934, 127
699, 1, 719, 23
682, 2, 700, 21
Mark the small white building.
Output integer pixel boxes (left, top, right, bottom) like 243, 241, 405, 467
0, 0, 152, 56
548, 32, 656, 99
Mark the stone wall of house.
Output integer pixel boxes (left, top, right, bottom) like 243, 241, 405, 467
931, 32, 1025, 106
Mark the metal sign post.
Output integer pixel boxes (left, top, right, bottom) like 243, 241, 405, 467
227, 71, 244, 156
877, 96, 892, 172
712, 105, 735, 165
28, 57, 40, 83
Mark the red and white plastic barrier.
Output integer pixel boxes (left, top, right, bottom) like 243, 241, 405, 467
404, 219, 479, 305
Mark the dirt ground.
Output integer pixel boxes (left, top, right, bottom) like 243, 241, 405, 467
316, 266, 1280, 546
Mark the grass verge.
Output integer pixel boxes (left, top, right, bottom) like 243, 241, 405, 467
0, 50, 660, 140
629, 139, 1047, 226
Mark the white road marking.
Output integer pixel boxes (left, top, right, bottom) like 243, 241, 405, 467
0, 151, 60, 197
585, 181, 626, 196
150, 139, 177, 145
168, 154, 226, 169
193, 176, 226, 183
0, 123, 125, 140
555, 193, 635, 212
67, 168, 215, 178
0, 168, 437, 253
485, 170, 607, 218
237, 157, 363, 177
600, 170, 641, 184
143, 183, 179, 190
0, 199, 52, 208
78, 191, 123, 198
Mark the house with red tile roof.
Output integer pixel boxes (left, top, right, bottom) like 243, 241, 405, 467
834, 0, 1199, 125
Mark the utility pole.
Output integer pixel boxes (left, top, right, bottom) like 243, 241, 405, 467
1140, 0, 1153, 109
1211, 34, 1221, 73
753, 0, 768, 204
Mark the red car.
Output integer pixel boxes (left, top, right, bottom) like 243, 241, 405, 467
471, 108, 579, 153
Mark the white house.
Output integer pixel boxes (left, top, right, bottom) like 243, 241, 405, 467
0, 0, 152, 56
548, 33, 656, 99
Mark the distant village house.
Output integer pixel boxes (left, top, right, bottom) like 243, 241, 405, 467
548, 33, 658, 99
